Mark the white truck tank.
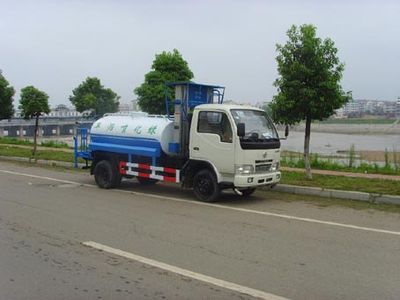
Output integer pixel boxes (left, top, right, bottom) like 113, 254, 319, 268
90, 114, 176, 156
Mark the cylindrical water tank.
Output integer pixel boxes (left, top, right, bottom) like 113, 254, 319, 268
90, 114, 176, 156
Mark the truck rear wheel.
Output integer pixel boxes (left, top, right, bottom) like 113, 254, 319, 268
193, 169, 220, 202
94, 160, 121, 189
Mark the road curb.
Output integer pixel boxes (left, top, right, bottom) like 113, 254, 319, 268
271, 184, 400, 206
1, 155, 399, 206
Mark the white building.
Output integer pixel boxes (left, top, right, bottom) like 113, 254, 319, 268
47, 104, 83, 117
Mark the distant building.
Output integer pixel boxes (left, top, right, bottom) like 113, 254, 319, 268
333, 107, 345, 118
47, 104, 82, 117
131, 99, 140, 111
342, 99, 361, 116
397, 99, 400, 116
335, 99, 399, 118
383, 101, 397, 116
118, 101, 134, 112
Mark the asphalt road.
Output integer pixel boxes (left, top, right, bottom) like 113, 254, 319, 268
0, 161, 399, 300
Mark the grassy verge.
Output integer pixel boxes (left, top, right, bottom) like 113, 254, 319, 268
281, 171, 400, 196
0, 137, 32, 146
40, 140, 70, 148
281, 151, 400, 176
0, 137, 70, 149
0, 145, 78, 163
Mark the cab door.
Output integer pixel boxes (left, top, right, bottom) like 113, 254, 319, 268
190, 110, 235, 178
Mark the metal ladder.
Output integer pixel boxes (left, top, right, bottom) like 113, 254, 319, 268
74, 127, 92, 168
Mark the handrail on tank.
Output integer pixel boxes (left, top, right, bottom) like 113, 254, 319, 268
74, 127, 91, 168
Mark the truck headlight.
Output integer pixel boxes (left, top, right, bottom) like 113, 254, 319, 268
235, 164, 254, 175
271, 162, 280, 171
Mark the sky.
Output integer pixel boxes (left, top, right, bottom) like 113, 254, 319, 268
1, 0, 400, 107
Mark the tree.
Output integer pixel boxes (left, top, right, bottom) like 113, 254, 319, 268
0, 70, 15, 119
262, 102, 273, 117
19, 86, 50, 157
270, 24, 350, 179
69, 77, 120, 117
135, 49, 194, 114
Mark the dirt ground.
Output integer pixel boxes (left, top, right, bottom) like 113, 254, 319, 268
356, 150, 400, 163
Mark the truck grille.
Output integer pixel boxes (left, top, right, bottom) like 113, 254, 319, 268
255, 164, 272, 173
255, 159, 273, 164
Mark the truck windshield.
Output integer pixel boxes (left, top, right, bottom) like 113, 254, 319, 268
231, 109, 279, 140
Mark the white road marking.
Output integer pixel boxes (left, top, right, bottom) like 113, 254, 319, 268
1, 168, 400, 236
83, 241, 289, 300
0, 169, 95, 187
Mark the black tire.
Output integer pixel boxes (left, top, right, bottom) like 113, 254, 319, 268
137, 177, 158, 185
193, 169, 220, 202
240, 188, 256, 197
94, 160, 121, 189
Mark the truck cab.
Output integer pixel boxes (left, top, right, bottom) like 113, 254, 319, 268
186, 103, 281, 201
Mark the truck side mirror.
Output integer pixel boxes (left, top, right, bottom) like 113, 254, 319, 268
237, 123, 245, 137
285, 125, 289, 137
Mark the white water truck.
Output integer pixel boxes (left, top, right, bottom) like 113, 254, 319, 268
74, 82, 288, 202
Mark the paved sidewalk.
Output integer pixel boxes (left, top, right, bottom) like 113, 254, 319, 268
282, 167, 400, 181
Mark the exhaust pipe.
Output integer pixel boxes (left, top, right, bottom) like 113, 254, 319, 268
233, 188, 243, 196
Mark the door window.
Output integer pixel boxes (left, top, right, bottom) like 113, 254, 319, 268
197, 111, 232, 143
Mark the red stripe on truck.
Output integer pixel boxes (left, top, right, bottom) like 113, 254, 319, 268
163, 176, 176, 183
163, 167, 176, 175
139, 164, 150, 170
119, 161, 127, 175
119, 161, 179, 183
139, 172, 150, 178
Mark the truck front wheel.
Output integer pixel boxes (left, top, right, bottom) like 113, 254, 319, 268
193, 169, 220, 202
94, 160, 121, 189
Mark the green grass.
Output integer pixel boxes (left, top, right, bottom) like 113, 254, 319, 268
0, 137, 70, 149
0, 145, 78, 163
0, 137, 32, 146
281, 171, 400, 196
40, 140, 70, 148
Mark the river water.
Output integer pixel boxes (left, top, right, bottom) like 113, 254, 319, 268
279, 131, 400, 155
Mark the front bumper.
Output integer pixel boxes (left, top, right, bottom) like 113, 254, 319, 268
233, 171, 281, 188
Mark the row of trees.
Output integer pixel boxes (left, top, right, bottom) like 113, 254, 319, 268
0, 24, 350, 178
0, 75, 120, 121
0, 73, 51, 157
0, 74, 121, 156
